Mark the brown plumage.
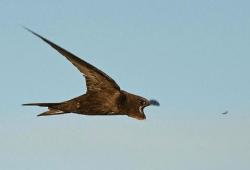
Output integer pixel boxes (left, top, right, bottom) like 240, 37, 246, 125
23, 27, 160, 120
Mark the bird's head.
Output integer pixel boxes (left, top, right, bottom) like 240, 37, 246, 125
128, 95, 160, 120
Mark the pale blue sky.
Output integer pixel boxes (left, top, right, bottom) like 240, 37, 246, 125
0, 0, 250, 170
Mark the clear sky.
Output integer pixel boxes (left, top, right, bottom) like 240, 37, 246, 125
0, 0, 250, 170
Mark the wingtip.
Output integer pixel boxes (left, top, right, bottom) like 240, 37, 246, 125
21, 25, 33, 33
22, 26, 43, 39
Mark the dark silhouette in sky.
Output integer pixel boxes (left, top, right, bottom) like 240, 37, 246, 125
23, 27, 159, 120
221, 111, 228, 115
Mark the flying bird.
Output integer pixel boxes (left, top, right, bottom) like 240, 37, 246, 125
221, 111, 228, 115
23, 27, 160, 120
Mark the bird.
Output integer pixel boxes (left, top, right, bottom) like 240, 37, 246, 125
221, 111, 228, 115
23, 27, 160, 120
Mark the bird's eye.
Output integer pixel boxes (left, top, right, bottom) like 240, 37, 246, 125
140, 99, 146, 105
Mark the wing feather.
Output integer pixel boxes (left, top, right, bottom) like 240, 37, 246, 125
24, 27, 120, 93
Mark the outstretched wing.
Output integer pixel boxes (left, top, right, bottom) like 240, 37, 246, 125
24, 27, 120, 93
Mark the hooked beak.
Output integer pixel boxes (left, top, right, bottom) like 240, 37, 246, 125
149, 99, 160, 106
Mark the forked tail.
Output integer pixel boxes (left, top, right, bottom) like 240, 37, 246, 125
22, 102, 59, 107
23, 102, 67, 116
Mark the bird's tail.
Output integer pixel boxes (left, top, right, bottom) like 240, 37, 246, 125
22, 102, 59, 107
23, 102, 66, 116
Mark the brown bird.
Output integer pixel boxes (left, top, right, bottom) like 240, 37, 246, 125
23, 27, 160, 120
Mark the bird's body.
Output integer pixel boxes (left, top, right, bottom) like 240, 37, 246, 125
23, 28, 159, 120
221, 111, 228, 115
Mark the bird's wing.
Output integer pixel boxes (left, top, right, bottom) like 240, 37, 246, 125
24, 27, 120, 93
